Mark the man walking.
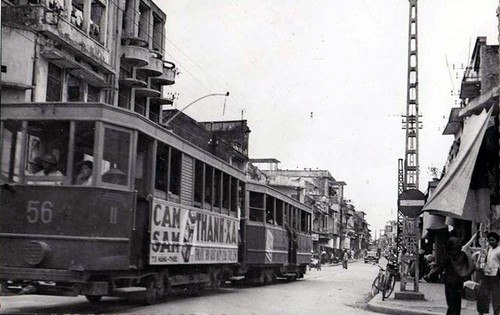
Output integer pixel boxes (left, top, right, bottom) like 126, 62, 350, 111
477, 231, 500, 315
342, 249, 349, 269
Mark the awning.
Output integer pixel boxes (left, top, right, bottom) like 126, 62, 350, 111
422, 107, 492, 222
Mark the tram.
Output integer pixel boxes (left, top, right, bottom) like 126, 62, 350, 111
0, 102, 312, 304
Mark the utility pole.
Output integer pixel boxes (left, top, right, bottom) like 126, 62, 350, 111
395, 0, 425, 300
402, 0, 423, 190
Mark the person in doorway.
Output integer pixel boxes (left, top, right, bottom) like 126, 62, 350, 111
424, 236, 475, 315
75, 160, 93, 185
477, 231, 500, 315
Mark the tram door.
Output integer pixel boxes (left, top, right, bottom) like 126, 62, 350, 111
287, 206, 298, 265
131, 133, 155, 264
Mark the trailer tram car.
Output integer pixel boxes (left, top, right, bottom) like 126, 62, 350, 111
0, 102, 312, 304
237, 182, 312, 284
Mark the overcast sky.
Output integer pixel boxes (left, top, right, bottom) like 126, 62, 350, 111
159, 0, 498, 233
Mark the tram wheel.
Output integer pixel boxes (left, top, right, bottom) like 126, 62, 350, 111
85, 295, 103, 303
143, 277, 161, 305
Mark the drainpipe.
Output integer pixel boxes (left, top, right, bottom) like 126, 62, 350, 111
31, 34, 38, 102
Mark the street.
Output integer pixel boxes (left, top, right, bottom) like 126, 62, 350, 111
0, 260, 382, 315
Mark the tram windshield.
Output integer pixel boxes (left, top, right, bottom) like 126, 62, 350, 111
1, 120, 131, 187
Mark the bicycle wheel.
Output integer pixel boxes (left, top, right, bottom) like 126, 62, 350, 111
384, 273, 397, 299
370, 275, 380, 297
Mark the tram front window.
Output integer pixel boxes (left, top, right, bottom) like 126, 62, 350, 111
102, 127, 130, 186
25, 121, 69, 185
72, 122, 95, 185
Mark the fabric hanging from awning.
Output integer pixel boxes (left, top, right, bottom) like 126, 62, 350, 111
422, 107, 492, 222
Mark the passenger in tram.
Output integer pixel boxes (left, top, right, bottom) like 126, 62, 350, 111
34, 154, 62, 177
75, 160, 93, 186
29, 153, 63, 185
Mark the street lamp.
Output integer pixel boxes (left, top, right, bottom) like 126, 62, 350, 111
164, 92, 230, 128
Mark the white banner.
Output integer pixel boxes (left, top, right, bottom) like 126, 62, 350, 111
149, 199, 239, 265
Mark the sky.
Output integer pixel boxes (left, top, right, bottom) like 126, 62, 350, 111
158, 0, 499, 234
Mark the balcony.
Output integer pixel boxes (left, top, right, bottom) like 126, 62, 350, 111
134, 87, 161, 98
460, 67, 481, 99
119, 77, 147, 88
121, 37, 150, 67
136, 51, 163, 77
151, 61, 176, 86
150, 95, 174, 106
2, 3, 113, 74
442, 108, 463, 135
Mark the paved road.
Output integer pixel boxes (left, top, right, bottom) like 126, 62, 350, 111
0, 260, 383, 315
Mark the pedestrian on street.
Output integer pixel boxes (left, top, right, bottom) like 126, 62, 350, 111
424, 236, 475, 315
342, 250, 349, 269
477, 231, 500, 315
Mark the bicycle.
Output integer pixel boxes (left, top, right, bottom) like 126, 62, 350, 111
370, 260, 397, 300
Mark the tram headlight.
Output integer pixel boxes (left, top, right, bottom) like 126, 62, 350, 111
23, 241, 50, 266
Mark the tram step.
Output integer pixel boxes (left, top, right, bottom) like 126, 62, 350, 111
281, 273, 297, 277
112, 287, 146, 294
228, 276, 245, 281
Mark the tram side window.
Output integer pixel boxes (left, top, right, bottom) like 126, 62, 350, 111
222, 173, 230, 214
102, 127, 130, 186
249, 191, 264, 222
266, 195, 275, 224
1, 121, 23, 182
134, 134, 153, 196
213, 169, 222, 212
204, 165, 213, 209
230, 177, 238, 217
238, 181, 245, 218
276, 199, 283, 226
193, 160, 204, 208
72, 122, 95, 185
301, 210, 307, 232
169, 148, 181, 199
283, 203, 289, 228
25, 121, 69, 184
155, 142, 169, 198
292, 207, 299, 230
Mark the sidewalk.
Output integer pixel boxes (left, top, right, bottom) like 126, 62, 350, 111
367, 281, 478, 315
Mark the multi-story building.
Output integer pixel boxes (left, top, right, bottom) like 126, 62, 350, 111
2, 0, 176, 121
353, 210, 370, 256
424, 36, 499, 238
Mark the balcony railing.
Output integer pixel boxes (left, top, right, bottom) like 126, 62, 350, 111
460, 66, 481, 99
2, 3, 112, 73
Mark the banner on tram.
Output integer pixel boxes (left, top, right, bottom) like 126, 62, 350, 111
149, 198, 239, 265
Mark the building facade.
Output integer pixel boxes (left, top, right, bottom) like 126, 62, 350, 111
2, 0, 176, 121
423, 36, 500, 242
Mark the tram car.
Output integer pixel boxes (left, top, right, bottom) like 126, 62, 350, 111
0, 102, 312, 304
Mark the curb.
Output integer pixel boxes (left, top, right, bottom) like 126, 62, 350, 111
366, 294, 442, 315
